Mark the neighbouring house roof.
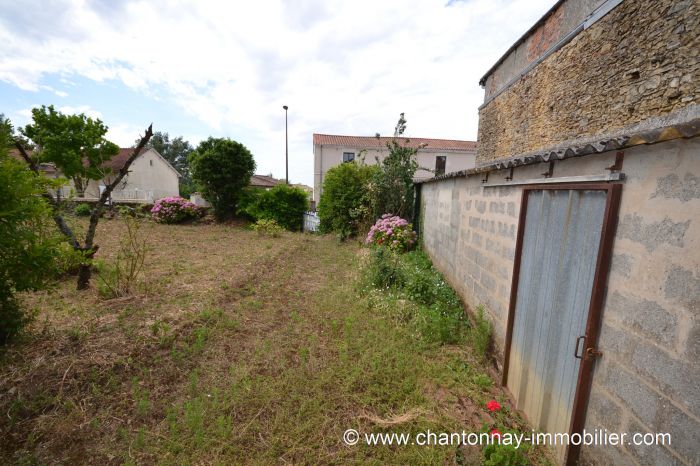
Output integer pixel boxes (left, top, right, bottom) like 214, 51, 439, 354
9, 147, 180, 178
250, 174, 281, 188
313, 134, 477, 152
7, 148, 59, 175
106, 148, 181, 178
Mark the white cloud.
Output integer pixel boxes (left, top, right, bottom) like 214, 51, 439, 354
0, 0, 554, 184
57, 105, 103, 120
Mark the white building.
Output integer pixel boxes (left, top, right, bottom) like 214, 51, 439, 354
313, 134, 476, 205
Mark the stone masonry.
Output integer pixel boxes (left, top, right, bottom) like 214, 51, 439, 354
477, 0, 699, 164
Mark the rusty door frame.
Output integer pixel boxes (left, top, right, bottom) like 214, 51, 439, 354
501, 182, 622, 466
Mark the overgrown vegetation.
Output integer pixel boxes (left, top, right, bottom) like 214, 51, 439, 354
240, 184, 309, 231
317, 113, 420, 239
16, 105, 153, 289
363, 247, 471, 346
96, 212, 149, 298
0, 116, 73, 344
250, 218, 284, 237
318, 161, 377, 238
0, 222, 550, 465
189, 137, 256, 221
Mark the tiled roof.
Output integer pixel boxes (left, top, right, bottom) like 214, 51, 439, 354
250, 174, 281, 188
313, 134, 476, 152
103, 147, 145, 171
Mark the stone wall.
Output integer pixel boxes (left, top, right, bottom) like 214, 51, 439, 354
419, 137, 699, 464
476, 0, 699, 164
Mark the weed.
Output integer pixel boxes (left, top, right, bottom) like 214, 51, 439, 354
251, 218, 284, 237
96, 213, 148, 298
469, 305, 492, 361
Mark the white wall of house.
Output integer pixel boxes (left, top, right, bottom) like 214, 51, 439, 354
313, 144, 476, 205
84, 148, 180, 202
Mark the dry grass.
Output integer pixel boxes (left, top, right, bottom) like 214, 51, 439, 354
0, 219, 551, 465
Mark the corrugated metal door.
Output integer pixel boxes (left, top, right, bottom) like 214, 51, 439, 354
506, 189, 607, 462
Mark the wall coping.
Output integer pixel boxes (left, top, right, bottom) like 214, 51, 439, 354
417, 105, 700, 185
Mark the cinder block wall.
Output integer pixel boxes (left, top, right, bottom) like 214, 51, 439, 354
581, 138, 699, 465
421, 177, 520, 358
477, 0, 699, 164
419, 139, 699, 464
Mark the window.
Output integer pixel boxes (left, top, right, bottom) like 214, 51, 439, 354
435, 156, 446, 176
343, 152, 355, 163
149, 159, 153, 166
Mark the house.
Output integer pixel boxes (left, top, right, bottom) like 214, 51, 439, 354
249, 174, 282, 190
416, 0, 698, 465
10, 146, 180, 203
80, 147, 180, 202
313, 134, 476, 205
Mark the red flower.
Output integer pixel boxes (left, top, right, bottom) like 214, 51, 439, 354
490, 428, 502, 439
487, 400, 501, 412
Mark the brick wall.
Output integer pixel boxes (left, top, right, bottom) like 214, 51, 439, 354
477, 0, 699, 164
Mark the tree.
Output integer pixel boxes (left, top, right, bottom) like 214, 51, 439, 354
21, 105, 119, 197
189, 137, 256, 220
241, 184, 309, 231
370, 113, 419, 220
139, 131, 196, 197
17, 105, 153, 289
318, 162, 377, 238
0, 116, 68, 343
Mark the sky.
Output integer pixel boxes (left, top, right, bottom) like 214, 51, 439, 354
0, 0, 554, 186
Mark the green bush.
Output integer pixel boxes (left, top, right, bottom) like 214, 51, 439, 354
0, 117, 69, 343
241, 184, 308, 231
482, 443, 529, 466
318, 162, 377, 238
74, 203, 92, 216
251, 218, 284, 238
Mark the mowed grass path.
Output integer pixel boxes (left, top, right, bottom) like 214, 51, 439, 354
0, 221, 549, 465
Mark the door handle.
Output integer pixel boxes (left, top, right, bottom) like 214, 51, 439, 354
574, 335, 586, 359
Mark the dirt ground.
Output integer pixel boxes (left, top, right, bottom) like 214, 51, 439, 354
0, 219, 550, 465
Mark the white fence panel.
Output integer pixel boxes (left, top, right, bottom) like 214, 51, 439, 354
303, 212, 320, 232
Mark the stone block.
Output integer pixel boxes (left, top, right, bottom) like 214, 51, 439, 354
656, 402, 700, 464
630, 341, 700, 417
606, 290, 678, 349
599, 362, 662, 427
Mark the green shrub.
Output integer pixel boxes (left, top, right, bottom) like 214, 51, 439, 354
74, 203, 92, 216
318, 162, 377, 238
482, 443, 529, 466
366, 247, 404, 289
251, 219, 284, 238
0, 118, 69, 343
241, 184, 308, 231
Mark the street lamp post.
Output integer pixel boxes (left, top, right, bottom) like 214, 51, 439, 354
283, 105, 289, 184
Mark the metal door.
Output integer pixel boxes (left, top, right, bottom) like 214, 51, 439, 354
502, 185, 621, 464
